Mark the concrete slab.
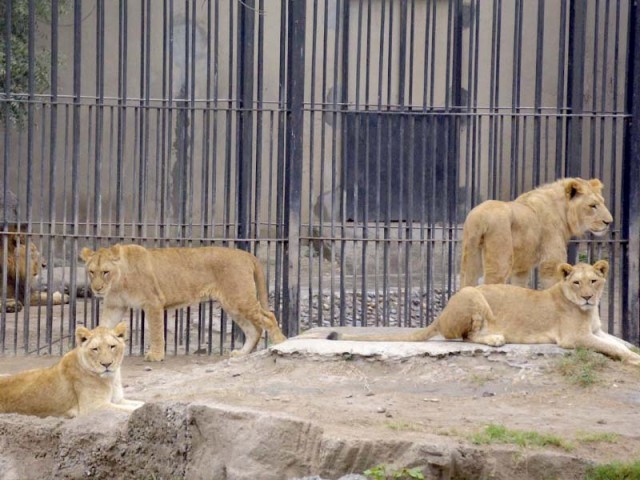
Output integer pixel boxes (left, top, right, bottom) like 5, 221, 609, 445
272, 326, 569, 359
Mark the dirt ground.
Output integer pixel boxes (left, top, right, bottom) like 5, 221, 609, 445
2, 339, 640, 474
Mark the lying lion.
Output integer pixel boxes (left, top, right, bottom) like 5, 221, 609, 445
80, 244, 287, 361
0, 322, 144, 418
0, 228, 69, 312
330, 261, 640, 365
461, 177, 613, 288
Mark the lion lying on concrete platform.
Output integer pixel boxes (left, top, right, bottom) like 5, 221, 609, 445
330, 261, 640, 365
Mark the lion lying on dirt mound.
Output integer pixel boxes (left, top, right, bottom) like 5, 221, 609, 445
0, 322, 144, 417
331, 261, 640, 365
80, 244, 287, 361
0, 228, 69, 312
461, 177, 613, 288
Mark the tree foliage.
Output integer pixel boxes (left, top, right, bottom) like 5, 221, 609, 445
0, 0, 68, 125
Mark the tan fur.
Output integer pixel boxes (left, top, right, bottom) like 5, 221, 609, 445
0, 228, 69, 312
461, 178, 613, 288
334, 261, 640, 365
0, 322, 144, 418
80, 244, 287, 361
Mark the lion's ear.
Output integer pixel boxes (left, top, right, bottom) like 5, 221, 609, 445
113, 321, 128, 340
75, 326, 92, 345
588, 178, 604, 193
80, 247, 94, 262
110, 244, 122, 262
593, 260, 609, 278
565, 178, 585, 199
8, 232, 26, 247
557, 263, 574, 279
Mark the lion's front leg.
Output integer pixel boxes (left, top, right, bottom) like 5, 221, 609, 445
144, 306, 165, 362
573, 335, 640, 365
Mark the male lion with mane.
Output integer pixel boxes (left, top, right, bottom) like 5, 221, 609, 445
80, 244, 287, 361
0, 322, 144, 418
461, 177, 613, 288
330, 261, 640, 365
1, 228, 69, 312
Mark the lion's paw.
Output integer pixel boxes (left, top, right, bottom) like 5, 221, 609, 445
1, 299, 23, 313
484, 334, 506, 347
52, 291, 70, 304
144, 351, 165, 362
229, 350, 248, 358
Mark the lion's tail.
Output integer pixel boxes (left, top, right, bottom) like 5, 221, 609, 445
327, 322, 440, 342
252, 256, 271, 311
460, 208, 486, 288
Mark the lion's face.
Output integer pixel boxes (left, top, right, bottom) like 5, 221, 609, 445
80, 246, 122, 298
2, 232, 46, 281
558, 260, 608, 311
566, 178, 613, 237
75, 322, 127, 377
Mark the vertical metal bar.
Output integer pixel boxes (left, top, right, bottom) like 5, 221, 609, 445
67, 0, 82, 347
339, 0, 350, 326
566, 0, 586, 176
46, 0, 61, 348
608, 0, 622, 336
509, 0, 523, 196
0, 0, 12, 353
117, 0, 128, 239
23, 0, 36, 352
555, 0, 568, 178
622, 0, 640, 346
446, 0, 462, 295
533, 0, 545, 186
282, 0, 306, 337
237, 0, 255, 252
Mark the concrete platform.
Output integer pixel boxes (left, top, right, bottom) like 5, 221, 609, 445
272, 326, 569, 359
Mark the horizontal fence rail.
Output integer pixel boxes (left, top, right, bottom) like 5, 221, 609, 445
0, 0, 638, 356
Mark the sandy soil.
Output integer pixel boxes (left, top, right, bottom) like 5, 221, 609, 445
2, 341, 639, 470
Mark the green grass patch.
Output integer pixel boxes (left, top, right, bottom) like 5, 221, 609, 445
575, 431, 619, 444
556, 348, 608, 387
363, 464, 425, 480
470, 424, 573, 451
585, 460, 640, 480
384, 421, 423, 432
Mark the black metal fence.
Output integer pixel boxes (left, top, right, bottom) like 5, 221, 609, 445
1, 0, 639, 356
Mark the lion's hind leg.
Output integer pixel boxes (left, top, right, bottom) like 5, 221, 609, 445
439, 287, 505, 347
29, 291, 69, 306
0, 298, 22, 313
229, 312, 262, 357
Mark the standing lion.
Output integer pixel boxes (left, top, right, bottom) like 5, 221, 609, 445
80, 244, 287, 361
460, 177, 612, 288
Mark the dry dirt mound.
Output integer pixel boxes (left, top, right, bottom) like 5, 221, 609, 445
1, 338, 639, 479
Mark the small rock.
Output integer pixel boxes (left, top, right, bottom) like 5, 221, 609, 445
376, 407, 386, 414
423, 398, 440, 403
385, 412, 393, 418
365, 391, 375, 397
597, 419, 607, 425
144, 366, 153, 372
482, 392, 495, 397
